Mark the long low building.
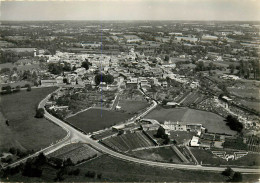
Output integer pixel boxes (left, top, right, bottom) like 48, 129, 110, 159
163, 121, 204, 132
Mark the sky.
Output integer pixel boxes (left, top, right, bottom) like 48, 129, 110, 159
1, 0, 260, 21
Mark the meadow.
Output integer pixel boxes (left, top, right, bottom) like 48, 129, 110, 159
0, 87, 66, 153
66, 109, 132, 133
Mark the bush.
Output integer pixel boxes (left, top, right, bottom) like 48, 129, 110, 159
230, 172, 243, 182
9, 147, 17, 155
22, 161, 42, 177
73, 168, 80, 176
222, 167, 233, 176
27, 85, 31, 92
97, 173, 102, 179
85, 171, 96, 178
35, 108, 45, 118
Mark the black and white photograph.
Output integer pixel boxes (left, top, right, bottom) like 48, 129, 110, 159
0, 0, 259, 182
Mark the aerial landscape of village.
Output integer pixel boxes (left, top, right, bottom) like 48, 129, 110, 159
0, 0, 259, 182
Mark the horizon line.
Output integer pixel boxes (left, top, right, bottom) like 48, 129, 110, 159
1, 19, 260, 22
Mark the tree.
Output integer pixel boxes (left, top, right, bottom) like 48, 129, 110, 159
73, 168, 80, 176
156, 126, 166, 138
162, 99, 168, 105
0, 67, 11, 74
106, 74, 114, 84
225, 115, 243, 133
35, 108, 45, 118
35, 152, 47, 166
97, 173, 102, 179
164, 55, 169, 62
2, 85, 12, 94
32, 71, 37, 79
6, 120, 9, 126
94, 73, 104, 85
195, 61, 205, 71
63, 78, 68, 84
64, 158, 74, 166
48, 63, 63, 75
231, 172, 242, 182
222, 167, 233, 176
22, 160, 42, 177
15, 85, 21, 91
229, 64, 235, 74
63, 62, 71, 71
163, 135, 170, 145
27, 84, 31, 92
85, 171, 96, 178
55, 170, 65, 181
81, 59, 91, 70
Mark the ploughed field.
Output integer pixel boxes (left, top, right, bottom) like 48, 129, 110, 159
145, 106, 236, 135
48, 143, 101, 164
101, 131, 155, 152
175, 90, 206, 106
0, 87, 66, 153
66, 109, 132, 133
129, 146, 183, 163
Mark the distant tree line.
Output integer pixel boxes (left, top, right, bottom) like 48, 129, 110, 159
0, 50, 33, 64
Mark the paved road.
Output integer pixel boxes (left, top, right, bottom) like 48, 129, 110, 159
5, 88, 260, 174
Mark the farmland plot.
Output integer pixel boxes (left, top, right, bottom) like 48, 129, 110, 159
101, 131, 155, 152
48, 143, 101, 164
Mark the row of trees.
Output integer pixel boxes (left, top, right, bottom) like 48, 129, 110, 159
48, 58, 92, 75
48, 63, 72, 75
1, 84, 31, 95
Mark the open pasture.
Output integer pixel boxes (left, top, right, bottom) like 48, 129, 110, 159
0, 87, 66, 153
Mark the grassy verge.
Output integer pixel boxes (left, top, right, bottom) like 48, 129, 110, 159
4, 154, 259, 182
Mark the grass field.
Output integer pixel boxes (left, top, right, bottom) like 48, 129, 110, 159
190, 147, 260, 167
101, 131, 154, 152
66, 109, 132, 133
0, 87, 66, 153
130, 146, 182, 163
238, 99, 260, 113
4, 154, 259, 182
145, 106, 236, 135
227, 87, 259, 100
118, 100, 149, 114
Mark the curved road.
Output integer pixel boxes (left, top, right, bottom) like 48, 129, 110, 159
6, 88, 260, 174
